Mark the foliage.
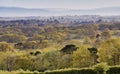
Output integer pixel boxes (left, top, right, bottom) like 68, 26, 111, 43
98, 38, 120, 65
44, 68, 96, 74
0, 34, 26, 43
0, 42, 14, 52
0, 64, 119, 74
72, 45, 93, 67
0, 19, 120, 73
93, 63, 109, 74
107, 66, 120, 74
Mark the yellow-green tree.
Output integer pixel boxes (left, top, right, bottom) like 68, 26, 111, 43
0, 42, 14, 52
98, 38, 120, 65
72, 45, 93, 68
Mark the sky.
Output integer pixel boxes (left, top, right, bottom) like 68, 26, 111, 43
0, 0, 120, 9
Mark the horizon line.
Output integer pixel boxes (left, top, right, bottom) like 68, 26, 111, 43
1, 6, 120, 10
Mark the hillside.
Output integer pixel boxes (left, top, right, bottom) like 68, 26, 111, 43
0, 7, 120, 17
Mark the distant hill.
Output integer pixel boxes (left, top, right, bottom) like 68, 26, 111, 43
0, 7, 120, 17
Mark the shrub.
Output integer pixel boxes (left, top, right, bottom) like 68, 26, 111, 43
93, 63, 109, 74
44, 68, 96, 74
107, 66, 120, 74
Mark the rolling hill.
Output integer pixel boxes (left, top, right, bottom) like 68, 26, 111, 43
0, 7, 120, 17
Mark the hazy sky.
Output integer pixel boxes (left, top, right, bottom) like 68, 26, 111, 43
0, 0, 120, 9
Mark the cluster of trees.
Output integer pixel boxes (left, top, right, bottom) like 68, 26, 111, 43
0, 21, 117, 49
0, 20, 119, 72
0, 37, 119, 71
